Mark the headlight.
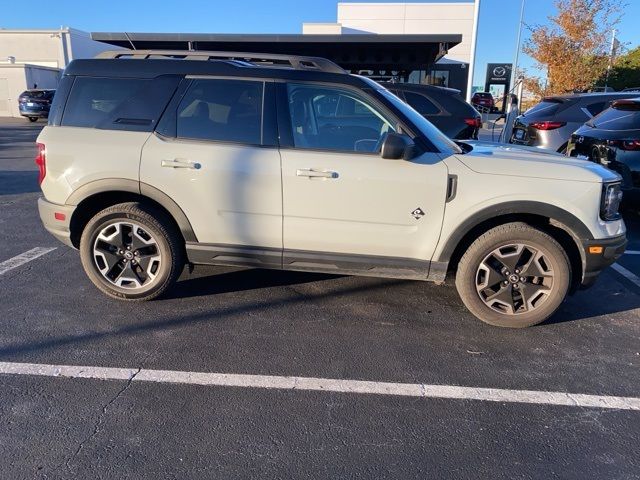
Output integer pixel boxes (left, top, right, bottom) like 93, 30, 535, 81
600, 182, 623, 221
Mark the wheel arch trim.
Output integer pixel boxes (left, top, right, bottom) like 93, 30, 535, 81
66, 178, 198, 243
435, 201, 592, 264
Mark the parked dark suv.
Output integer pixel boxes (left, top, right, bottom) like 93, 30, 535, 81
567, 97, 640, 202
510, 92, 640, 152
18, 89, 55, 122
383, 83, 481, 139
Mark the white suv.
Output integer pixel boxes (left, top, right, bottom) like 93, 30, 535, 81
36, 50, 627, 328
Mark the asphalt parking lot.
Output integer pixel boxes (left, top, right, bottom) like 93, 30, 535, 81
1, 117, 639, 479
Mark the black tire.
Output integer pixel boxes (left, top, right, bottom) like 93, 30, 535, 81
79, 202, 185, 301
28, 117, 38, 122
455, 222, 571, 328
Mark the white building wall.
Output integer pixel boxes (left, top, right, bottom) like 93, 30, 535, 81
302, 23, 344, 34
0, 29, 116, 117
0, 31, 64, 68
25, 66, 61, 90
0, 28, 115, 68
336, 2, 474, 64
68, 28, 121, 61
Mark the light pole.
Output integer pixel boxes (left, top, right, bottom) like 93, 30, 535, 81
604, 29, 617, 89
465, 0, 481, 103
510, 0, 526, 96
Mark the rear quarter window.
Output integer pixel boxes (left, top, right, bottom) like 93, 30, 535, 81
402, 91, 440, 115
61, 76, 180, 131
585, 101, 608, 117
523, 100, 563, 117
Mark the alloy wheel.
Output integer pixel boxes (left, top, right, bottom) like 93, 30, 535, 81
475, 243, 554, 315
92, 221, 162, 289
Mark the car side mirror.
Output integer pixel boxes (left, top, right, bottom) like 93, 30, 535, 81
380, 132, 415, 160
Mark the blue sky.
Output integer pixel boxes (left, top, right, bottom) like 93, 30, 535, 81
2, 0, 639, 86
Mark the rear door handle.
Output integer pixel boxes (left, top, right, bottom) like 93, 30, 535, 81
296, 169, 339, 179
161, 159, 201, 169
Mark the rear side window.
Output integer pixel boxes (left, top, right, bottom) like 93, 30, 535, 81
176, 79, 263, 145
589, 106, 640, 130
523, 100, 563, 117
403, 92, 440, 115
61, 76, 180, 131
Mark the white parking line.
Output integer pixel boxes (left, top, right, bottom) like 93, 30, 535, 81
0, 361, 638, 411
623, 250, 640, 255
0, 247, 56, 275
611, 263, 640, 288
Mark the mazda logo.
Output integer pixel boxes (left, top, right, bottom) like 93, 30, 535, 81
493, 66, 506, 77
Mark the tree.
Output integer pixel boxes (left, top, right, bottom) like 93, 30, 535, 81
599, 46, 640, 89
523, 0, 623, 97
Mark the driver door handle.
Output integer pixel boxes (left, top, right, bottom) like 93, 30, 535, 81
296, 169, 339, 179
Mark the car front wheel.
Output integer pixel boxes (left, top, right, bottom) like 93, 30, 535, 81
455, 222, 571, 328
79, 202, 184, 301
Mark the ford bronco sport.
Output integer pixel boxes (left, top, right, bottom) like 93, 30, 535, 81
36, 50, 627, 328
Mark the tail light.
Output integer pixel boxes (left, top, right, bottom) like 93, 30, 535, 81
35, 142, 46, 185
608, 139, 640, 151
464, 117, 482, 128
530, 121, 566, 130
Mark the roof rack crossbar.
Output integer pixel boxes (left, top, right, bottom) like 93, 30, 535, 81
94, 50, 347, 74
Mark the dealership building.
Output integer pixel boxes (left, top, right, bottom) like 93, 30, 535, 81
0, 28, 114, 117
303, 2, 475, 88
1, 1, 477, 117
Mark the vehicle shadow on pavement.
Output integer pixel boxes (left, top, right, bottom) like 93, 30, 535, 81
167, 267, 341, 299
0, 274, 404, 358
545, 271, 640, 326
0, 171, 40, 195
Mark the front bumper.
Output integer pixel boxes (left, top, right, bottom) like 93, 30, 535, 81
581, 234, 627, 288
19, 108, 50, 118
37, 197, 76, 248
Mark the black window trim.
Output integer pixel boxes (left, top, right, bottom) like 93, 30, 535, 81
49, 75, 75, 126
156, 75, 278, 148
275, 80, 422, 156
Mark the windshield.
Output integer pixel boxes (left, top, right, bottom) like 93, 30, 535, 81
378, 89, 462, 154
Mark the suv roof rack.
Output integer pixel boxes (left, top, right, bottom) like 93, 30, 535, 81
94, 50, 347, 74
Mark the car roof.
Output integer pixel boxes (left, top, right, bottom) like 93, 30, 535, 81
543, 92, 640, 101
612, 97, 640, 105
63, 57, 370, 88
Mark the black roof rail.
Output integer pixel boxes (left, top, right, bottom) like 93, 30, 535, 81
94, 50, 347, 74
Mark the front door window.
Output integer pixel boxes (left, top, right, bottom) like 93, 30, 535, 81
286, 83, 396, 153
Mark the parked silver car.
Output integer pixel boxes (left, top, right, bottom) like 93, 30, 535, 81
510, 92, 640, 152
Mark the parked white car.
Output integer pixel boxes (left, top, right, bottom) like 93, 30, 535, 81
36, 50, 626, 328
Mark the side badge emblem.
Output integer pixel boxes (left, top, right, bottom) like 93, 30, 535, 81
411, 208, 425, 220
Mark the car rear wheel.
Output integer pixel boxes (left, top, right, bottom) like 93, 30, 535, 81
79, 202, 185, 301
455, 222, 571, 328
28, 117, 38, 122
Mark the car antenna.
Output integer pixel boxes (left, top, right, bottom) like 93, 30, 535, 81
123, 32, 136, 50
